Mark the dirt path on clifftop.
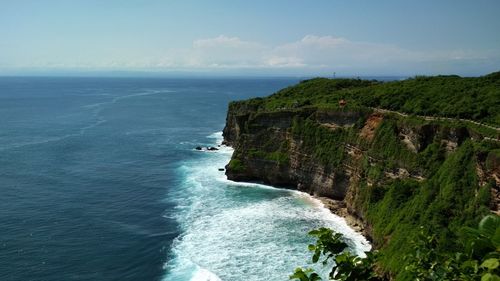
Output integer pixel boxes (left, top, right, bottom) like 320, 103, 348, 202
371, 108, 500, 141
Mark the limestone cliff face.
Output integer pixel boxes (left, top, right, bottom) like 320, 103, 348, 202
223, 104, 500, 236
221, 74, 500, 279
224, 107, 361, 197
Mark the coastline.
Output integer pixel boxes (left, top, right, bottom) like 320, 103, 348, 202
316, 196, 369, 239
219, 133, 371, 244
219, 73, 500, 279
221, 174, 373, 252
166, 131, 371, 280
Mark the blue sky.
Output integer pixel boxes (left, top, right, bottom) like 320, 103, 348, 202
1, 0, 499, 76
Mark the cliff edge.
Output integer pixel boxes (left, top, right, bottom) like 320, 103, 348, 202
222, 74, 500, 278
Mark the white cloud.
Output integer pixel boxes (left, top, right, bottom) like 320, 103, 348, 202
159, 34, 499, 73
273, 35, 422, 67
297, 35, 350, 48
265, 56, 305, 67
139, 35, 268, 69
162, 34, 426, 70
193, 35, 263, 49
3, 34, 499, 75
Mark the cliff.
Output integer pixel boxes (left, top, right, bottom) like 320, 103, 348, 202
222, 75, 500, 279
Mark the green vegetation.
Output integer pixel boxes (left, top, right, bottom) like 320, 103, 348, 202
226, 72, 500, 279
227, 158, 245, 173
290, 228, 381, 281
358, 139, 492, 278
286, 114, 495, 278
266, 151, 289, 164
291, 117, 354, 168
247, 148, 290, 165
234, 71, 500, 127
291, 214, 500, 281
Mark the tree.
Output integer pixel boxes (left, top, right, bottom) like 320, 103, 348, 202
291, 214, 500, 281
290, 228, 382, 281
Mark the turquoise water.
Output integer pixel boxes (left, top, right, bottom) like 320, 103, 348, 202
0, 77, 369, 281
164, 133, 370, 281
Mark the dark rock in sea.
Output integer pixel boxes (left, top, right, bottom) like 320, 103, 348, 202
207, 146, 219, 151
218, 168, 225, 171
195, 146, 202, 150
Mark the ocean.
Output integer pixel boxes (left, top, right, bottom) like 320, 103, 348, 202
0, 77, 369, 281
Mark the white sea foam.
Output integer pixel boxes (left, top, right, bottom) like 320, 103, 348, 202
1, 90, 175, 151
0, 117, 109, 151
190, 267, 222, 281
112, 89, 175, 103
0, 133, 81, 151
79, 119, 107, 135
82, 89, 175, 110
163, 132, 370, 281
206, 131, 224, 140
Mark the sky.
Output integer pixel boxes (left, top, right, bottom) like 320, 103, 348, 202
1, 0, 499, 77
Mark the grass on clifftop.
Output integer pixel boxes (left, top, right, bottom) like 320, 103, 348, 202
226, 71, 500, 279
234, 71, 500, 127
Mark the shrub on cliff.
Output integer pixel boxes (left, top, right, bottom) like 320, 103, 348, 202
240, 72, 500, 126
291, 214, 500, 281
289, 228, 382, 281
227, 158, 245, 173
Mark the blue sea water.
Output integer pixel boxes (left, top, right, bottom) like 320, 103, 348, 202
0, 77, 369, 281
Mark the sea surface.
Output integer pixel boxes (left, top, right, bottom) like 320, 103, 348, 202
0, 77, 370, 281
